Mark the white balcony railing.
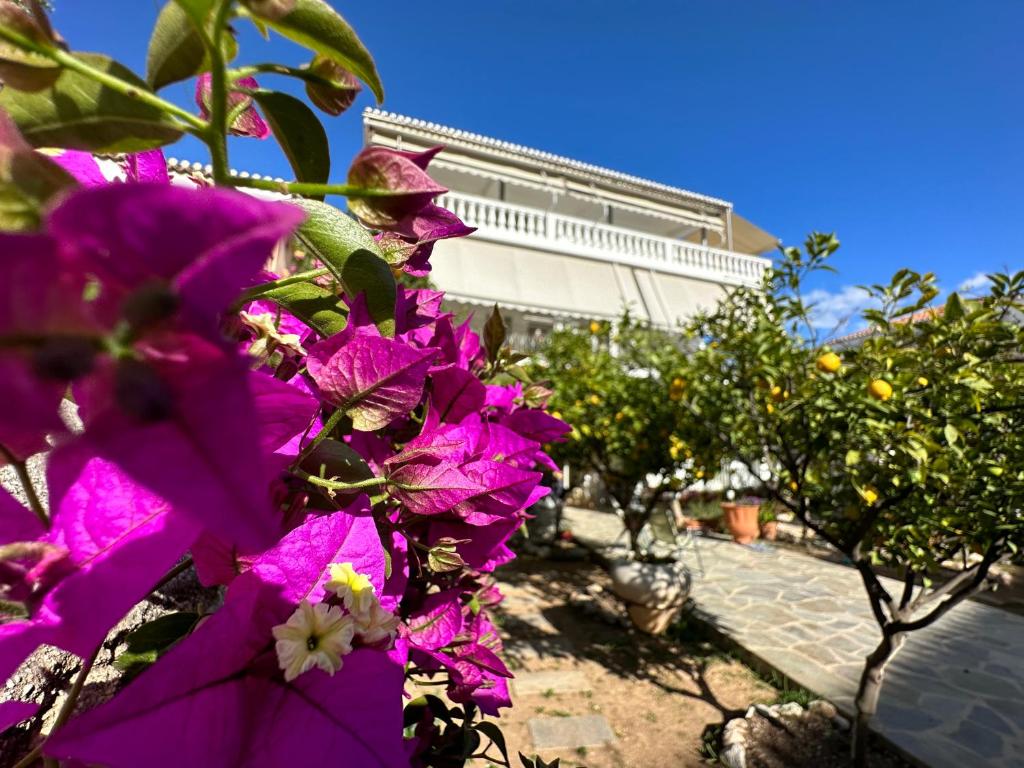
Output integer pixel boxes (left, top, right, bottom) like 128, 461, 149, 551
437, 191, 770, 287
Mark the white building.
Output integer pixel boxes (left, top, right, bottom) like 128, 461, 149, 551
364, 109, 776, 349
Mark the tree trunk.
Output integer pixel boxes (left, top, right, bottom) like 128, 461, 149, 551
852, 631, 905, 766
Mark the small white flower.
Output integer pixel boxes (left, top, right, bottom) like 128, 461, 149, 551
354, 599, 400, 646
325, 562, 376, 616
272, 600, 355, 682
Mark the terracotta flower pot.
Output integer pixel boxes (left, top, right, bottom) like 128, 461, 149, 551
721, 503, 760, 544
760, 520, 778, 540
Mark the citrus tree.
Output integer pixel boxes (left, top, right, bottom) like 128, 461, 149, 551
533, 313, 714, 553
684, 234, 1024, 765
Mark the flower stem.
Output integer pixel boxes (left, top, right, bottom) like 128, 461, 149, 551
205, 0, 236, 185
37, 643, 102, 768
227, 176, 392, 199
0, 24, 206, 133
294, 470, 388, 492
295, 408, 346, 465
231, 62, 339, 89
0, 445, 47, 527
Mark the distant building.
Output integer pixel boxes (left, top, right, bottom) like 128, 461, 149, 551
364, 109, 776, 349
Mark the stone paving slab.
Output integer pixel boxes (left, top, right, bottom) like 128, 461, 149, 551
563, 506, 1024, 768
527, 714, 616, 750
512, 669, 590, 696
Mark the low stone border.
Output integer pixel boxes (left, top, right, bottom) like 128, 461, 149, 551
720, 699, 849, 768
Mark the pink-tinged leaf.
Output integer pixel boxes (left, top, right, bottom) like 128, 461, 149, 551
347, 146, 447, 229
0, 356, 66, 464
250, 499, 384, 604
395, 287, 445, 334
383, 424, 471, 468
47, 520, 406, 768
453, 461, 543, 525
47, 149, 108, 186
249, 370, 319, 454
307, 329, 437, 432
0, 437, 202, 682
428, 517, 521, 572
195, 73, 271, 139
392, 203, 475, 244
428, 367, 486, 426
123, 149, 169, 183
85, 408, 276, 553
394, 146, 443, 170
0, 699, 38, 731
478, 421, 541, 468
502, 408, 572, 443
46, 184, 303, 337
0, 231, 100, 337
404, 590, 464, 651
191, 530, 243, 588
385, 462, 482, 517
0, 487, 44, 543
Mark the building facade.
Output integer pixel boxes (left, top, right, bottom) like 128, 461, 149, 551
364, 109, 776, 349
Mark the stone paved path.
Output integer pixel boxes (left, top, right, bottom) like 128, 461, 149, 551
563, 506, 1024, 768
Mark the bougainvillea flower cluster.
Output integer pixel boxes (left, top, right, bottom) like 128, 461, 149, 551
0, 3, 570, 763
0, 127, 567, 768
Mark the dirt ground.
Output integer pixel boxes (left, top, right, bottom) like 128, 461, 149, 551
483, 554, 779, 768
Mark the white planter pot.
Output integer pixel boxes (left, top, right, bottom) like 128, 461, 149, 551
607, 558, 691, 635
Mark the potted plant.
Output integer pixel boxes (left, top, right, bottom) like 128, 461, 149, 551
759, 503, 778, 540
721, 495, 761, 544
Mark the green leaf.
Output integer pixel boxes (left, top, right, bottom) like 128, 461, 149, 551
0, 1, 62, 92
0, 110, 76, 230
943, 423, 959, 446
944, 291, 965, 322
0, 53, 184, 152
146, 2, 207, 89
251, 90, 330, 188
292, 199, 396, 336
172, 0, 216, 27
483, 305, 506, 363
298, 438, 373, 485
474, 721, 510, 762
260, 280, 348, 337
115, 611, 198, 676
255, 0, 383, 103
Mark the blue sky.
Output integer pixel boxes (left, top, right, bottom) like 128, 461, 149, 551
49, 1, 1022, 329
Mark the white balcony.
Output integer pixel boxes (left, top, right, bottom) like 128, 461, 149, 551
437, 191, 771, 288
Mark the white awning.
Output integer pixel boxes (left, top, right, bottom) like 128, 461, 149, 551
431, 237, 728, 327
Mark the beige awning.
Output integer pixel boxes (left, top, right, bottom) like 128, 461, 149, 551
431, 237, 728, 327
732, 213, 778, 256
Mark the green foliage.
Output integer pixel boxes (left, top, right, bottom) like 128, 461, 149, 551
251, 89, 330, 186
0, 52, 184, 151
533, 313, 719, 550
246, 0, 383, 103
259, 280, 349, 337
114, 611, 199, 679
292, 198, 397, 336
146, 1, 209, 89
686, 237, 1024, 577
